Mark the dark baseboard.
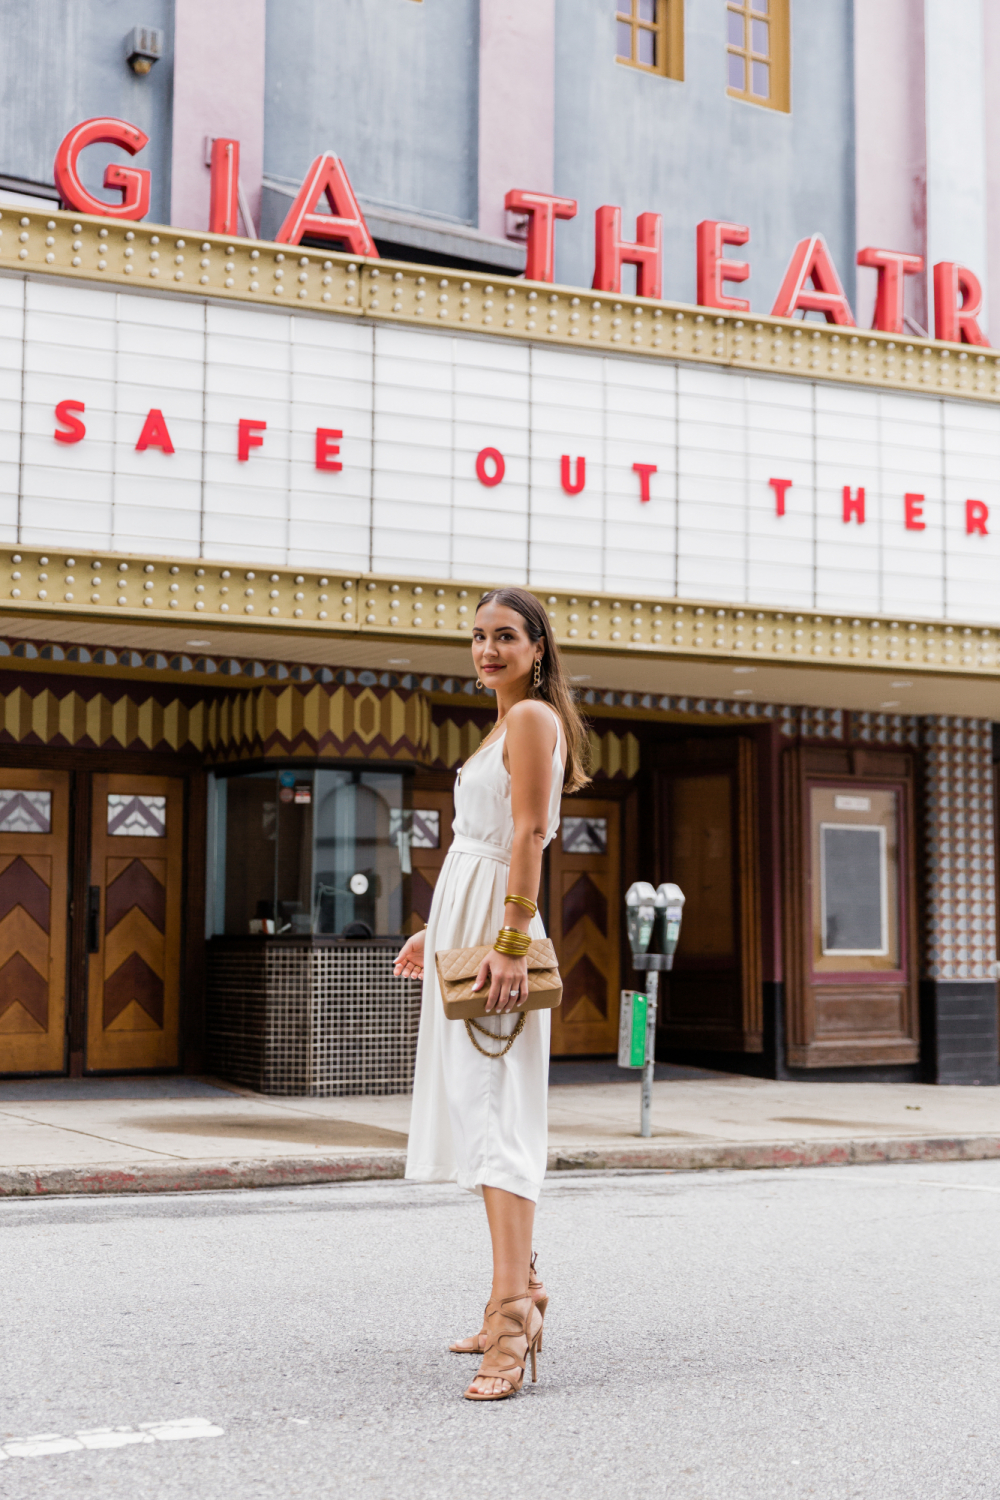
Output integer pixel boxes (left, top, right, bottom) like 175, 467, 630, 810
920, 980, 1000, 1086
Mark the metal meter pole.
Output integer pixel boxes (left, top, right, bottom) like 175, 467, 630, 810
633, 952, 672, 1139
640, 969, 658, 1138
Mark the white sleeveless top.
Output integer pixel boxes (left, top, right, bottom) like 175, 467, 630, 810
449, 703, 564, 865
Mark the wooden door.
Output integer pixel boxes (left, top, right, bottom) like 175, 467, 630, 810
656, 736, 762, 1053
0, 770, 70, 1075
407, 788, 454, 935
783, 746, 919, 1068
549, 797, 622, 1056
86, 774, 184, 1071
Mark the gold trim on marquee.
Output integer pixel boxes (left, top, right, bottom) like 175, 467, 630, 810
0, 205, 997, 401
2, 548, 998, 679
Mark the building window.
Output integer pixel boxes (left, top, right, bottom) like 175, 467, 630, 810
726, 0, 789, 112
615, 0, 683, 81
211, 767, 412, 937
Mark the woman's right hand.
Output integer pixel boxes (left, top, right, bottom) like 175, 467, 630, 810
393, 929, 426, 980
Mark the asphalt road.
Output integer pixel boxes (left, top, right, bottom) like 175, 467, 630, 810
3, 1162, 1000, 1500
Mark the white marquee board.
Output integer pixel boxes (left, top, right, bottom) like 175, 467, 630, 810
1, 273, 998, 622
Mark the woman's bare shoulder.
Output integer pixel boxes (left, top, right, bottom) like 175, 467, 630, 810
505, 699, 559, 743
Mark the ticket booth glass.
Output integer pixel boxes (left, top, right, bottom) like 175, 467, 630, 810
211, 767, 411, 937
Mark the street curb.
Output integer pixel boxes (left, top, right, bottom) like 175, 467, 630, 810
2, 1133, 1000, 1197
546, 1135, 1000, 1173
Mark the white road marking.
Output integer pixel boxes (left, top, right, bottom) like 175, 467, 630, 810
0, 1417, 223, 1459
77, 1428, 155, 1449
139, 1417, 224, 1441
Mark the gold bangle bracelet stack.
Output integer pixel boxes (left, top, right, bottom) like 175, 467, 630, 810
504, 894, 537, 918
493, 926, 532, 956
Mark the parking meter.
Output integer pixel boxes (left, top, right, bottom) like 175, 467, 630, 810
619, 880, 686, 1138
653, 883, 685, 962
625, 881, 657, 961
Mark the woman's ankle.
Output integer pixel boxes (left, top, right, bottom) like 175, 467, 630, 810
490, 1276, 529, 1301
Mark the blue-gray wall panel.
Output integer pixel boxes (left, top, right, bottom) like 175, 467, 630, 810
552, 0, 855, 312
263, 0, 479, 227
0, 0, 174, 223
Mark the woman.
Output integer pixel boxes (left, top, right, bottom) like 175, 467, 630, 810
394, 585, 589, 1400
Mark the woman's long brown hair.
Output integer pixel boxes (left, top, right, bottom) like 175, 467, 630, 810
475, 586, 591, 792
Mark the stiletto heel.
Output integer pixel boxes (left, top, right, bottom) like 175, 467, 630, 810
530, 1251, 548, 1354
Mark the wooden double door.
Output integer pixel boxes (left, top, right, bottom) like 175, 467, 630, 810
0, 769, 184, 1075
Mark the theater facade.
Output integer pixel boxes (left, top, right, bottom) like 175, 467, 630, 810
0, 201, 997, 1089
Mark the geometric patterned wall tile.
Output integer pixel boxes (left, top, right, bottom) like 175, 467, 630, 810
921, 716, 997, 981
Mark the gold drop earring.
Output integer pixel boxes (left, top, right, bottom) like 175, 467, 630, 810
533, 658, 541, 690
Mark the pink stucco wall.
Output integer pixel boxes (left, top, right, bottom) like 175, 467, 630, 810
982, 3, 1000, 345
853, 0, 927, 332
477, 0, 555, 241
169, 0, 266, 234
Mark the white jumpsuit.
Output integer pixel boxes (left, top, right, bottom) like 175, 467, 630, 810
405, 708, 563, 1203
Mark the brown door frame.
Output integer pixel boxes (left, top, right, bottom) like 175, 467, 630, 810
651, 730, 763, 1054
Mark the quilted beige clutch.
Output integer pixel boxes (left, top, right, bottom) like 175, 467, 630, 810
435, 938, 562, 1020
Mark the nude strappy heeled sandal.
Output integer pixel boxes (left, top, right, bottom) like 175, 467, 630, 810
463, 1294, 542, 1401
449, 1251, 549, 1354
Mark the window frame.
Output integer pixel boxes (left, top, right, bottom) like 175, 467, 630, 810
725, 0, 790, 113
615, 0, 684, 82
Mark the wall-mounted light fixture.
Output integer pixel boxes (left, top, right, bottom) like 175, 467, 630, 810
125, 25, 163, 75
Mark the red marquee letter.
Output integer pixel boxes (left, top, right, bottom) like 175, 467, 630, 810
209, 138, 240, 237
53, 117, 150, 220
966, 499, 989, 535
505, 190, 577, 283
768, 477, 792, 517
696, 220, 750, 312
54, 399, 86, 445
771, 235, 856, 326
856, 247, 924, 334
238, 418, 267, 462
561, 455, 586, 494
135, 408, 174, 454
593, 207, 662, 299
903, 492, 925, 531
633, 463, 657, 503
316, 428, 343, 472
475, 448, 505, 486
275, 155, 378, 257
934, 262, 990, 346
843, 486, 866, 524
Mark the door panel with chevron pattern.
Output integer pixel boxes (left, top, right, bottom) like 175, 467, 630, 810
549, 798, 621, 1056
87, 775, 183, 1070
407, 790, 455, 935
0, 770, 70, 1074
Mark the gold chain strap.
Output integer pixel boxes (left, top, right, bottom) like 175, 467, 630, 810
465, 1012, 526, 1058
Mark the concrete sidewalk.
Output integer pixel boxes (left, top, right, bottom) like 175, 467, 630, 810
1, 1063, 1000, 1195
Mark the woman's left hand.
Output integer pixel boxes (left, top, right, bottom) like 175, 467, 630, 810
472, 950, 529, 1013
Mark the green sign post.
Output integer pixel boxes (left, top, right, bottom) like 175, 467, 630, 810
618, 991, 648, 1069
